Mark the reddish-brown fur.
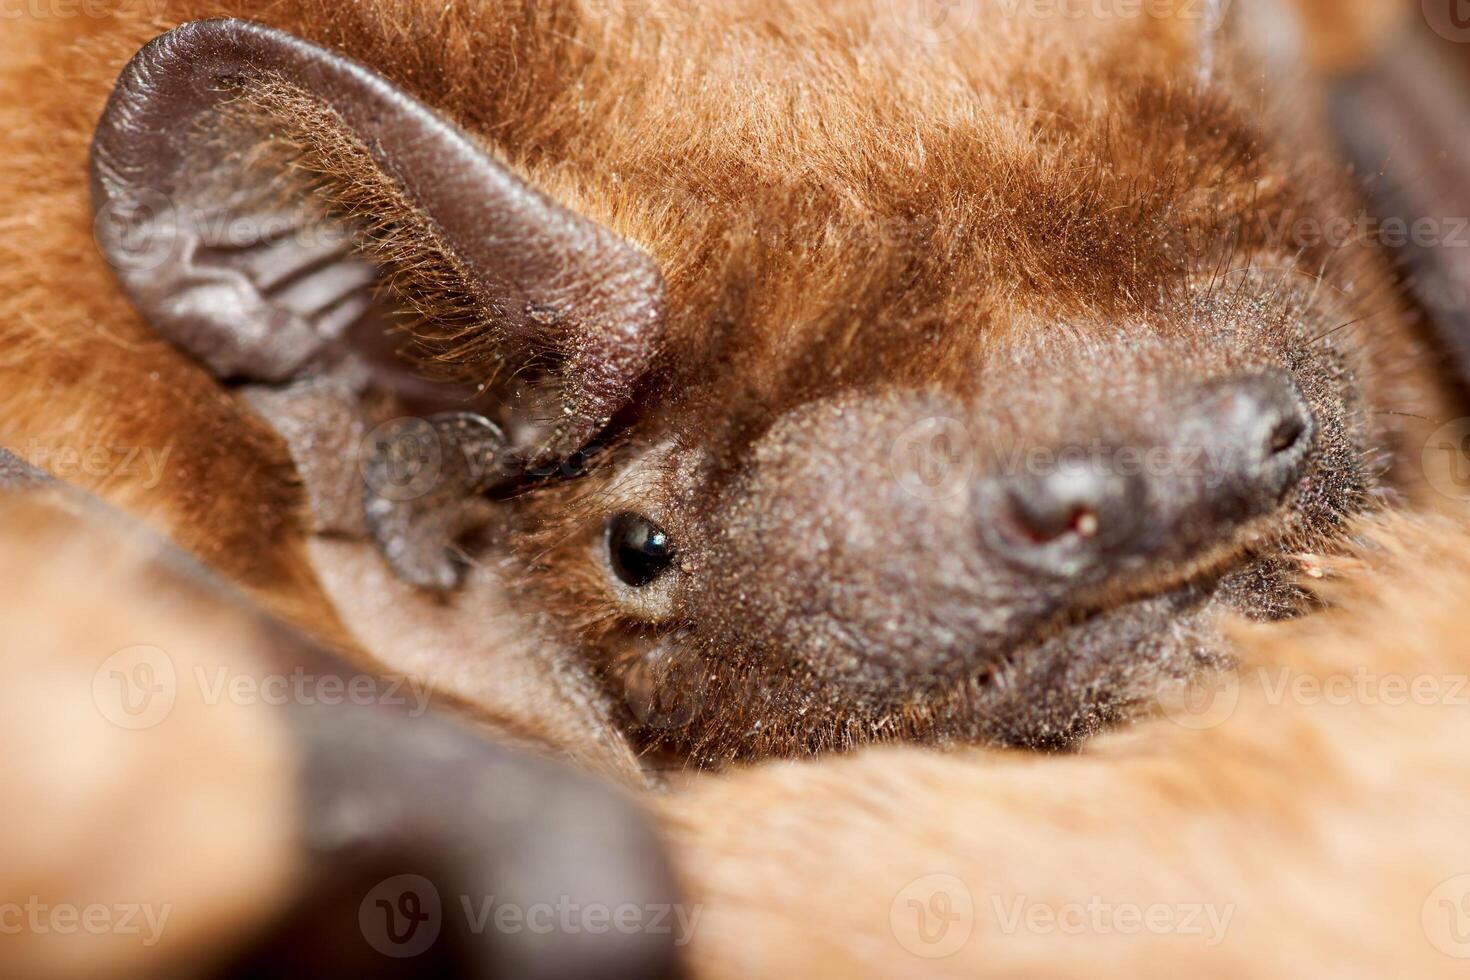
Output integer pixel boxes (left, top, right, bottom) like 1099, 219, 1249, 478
0, 489, 296, 978
2, 0, 1458, 763
659, 508, 1470, 978
5, 0, 1470, 976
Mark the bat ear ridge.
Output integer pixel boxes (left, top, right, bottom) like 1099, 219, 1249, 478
91, 17, 667, 590
90, 19, 666, 591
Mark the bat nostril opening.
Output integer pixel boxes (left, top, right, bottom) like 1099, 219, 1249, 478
1266, 413, 1308, 458
979, 464, 1142, 578
1000, 492, 1098, 547
1191, 370, 1316, 483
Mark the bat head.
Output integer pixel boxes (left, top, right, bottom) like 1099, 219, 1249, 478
90, 3, 1454, 767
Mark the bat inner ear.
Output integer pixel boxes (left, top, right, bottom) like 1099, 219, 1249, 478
93, 99, 387, 386
91, 20, 666, 592
96, 98, 518, 590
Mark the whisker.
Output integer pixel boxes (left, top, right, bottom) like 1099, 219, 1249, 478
1308, 315, 1368, 346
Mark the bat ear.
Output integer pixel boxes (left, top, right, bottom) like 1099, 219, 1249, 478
91, 19, 664, 590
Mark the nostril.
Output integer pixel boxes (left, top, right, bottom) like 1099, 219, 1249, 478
979, 462, 1145, 577
1183, 369, 1317, 514
1241, 377, 1314, 477
1266, 413, 1307, 457
1001, 492, 1100, 547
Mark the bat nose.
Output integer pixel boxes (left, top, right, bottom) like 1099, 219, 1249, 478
976, 370, 1315, 580
1181, 370, 1315, 516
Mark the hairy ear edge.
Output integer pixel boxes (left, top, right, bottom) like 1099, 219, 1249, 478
90, 19, 667, 589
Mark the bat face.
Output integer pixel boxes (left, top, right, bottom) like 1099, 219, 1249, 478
489, 4, 1445, 764
555, 299, 1365, 762
84, 2, 1453, 768
521, 111, 1391, 763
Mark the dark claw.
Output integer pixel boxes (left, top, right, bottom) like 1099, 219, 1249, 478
362, 413, 511, 591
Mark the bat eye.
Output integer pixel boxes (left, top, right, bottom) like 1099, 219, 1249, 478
608, 513, 676, 587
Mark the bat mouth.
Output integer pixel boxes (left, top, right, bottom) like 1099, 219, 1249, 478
957, 547, 1311, 750
1061, 537, 1313, 650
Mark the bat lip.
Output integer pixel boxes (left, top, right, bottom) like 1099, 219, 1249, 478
971, 546, 1301, 690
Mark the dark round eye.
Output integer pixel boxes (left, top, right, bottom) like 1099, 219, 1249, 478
607, 512, 676, 587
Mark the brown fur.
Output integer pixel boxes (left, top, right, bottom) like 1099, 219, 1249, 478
5, 0, 1470, 975
9, 487, 1470, 976
2, 0, 1458, 768
0, 488, 296, 978
658, 507, 1470, 977
0, 3, 345, 646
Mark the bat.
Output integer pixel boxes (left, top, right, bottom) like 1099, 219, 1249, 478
5, 0, 1470, 975
82, 2, 1459, 769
